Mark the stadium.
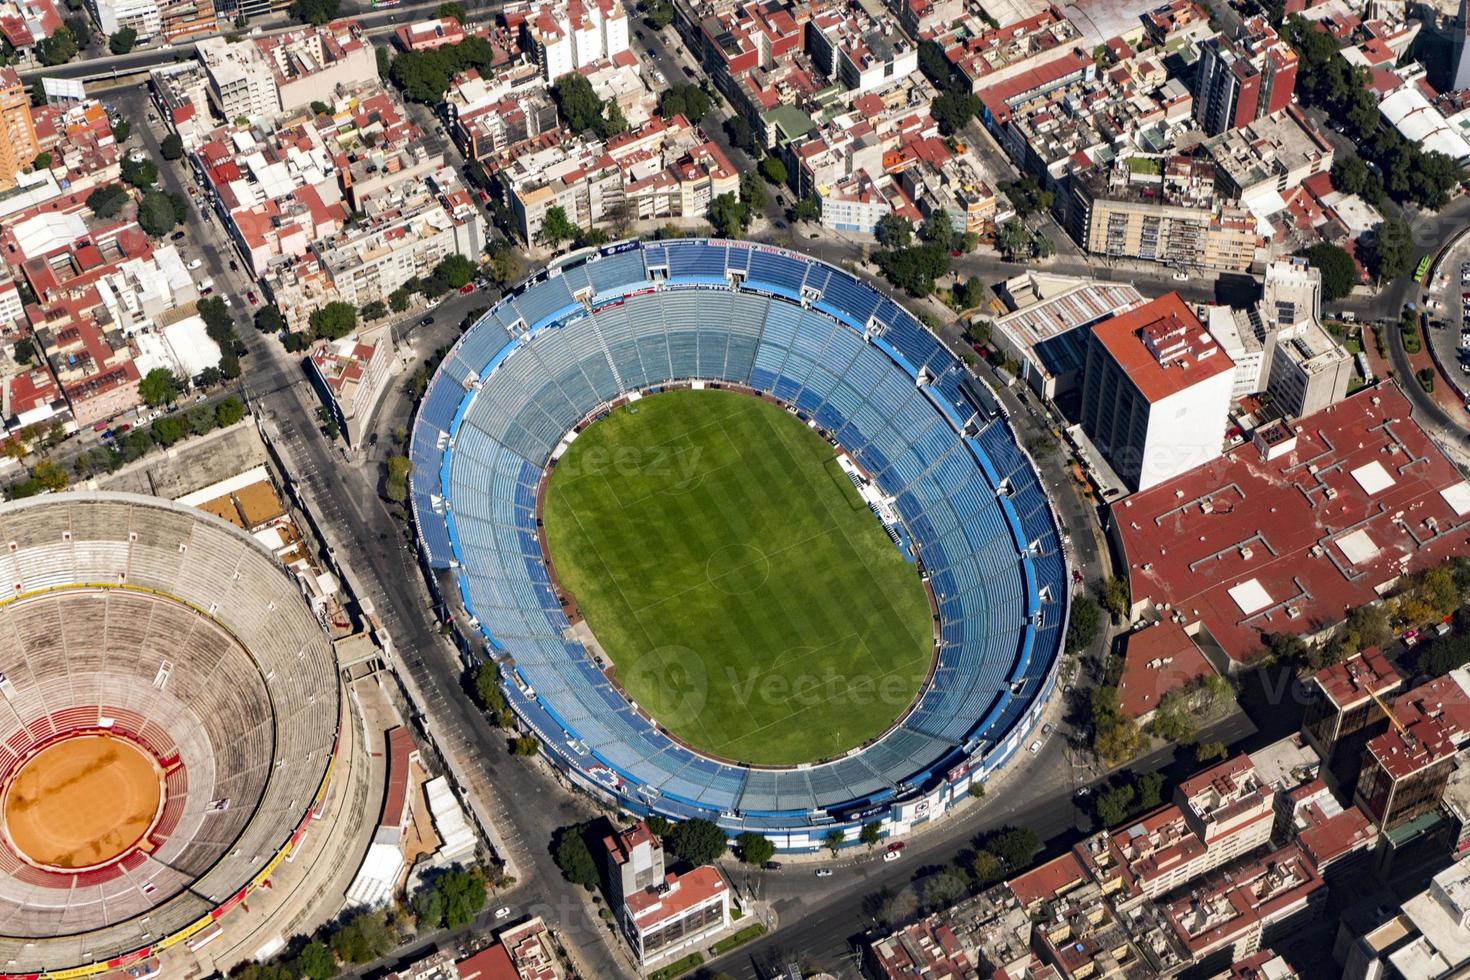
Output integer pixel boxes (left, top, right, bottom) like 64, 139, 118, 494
0, 494, 341, 977
410, 240, 1068, 846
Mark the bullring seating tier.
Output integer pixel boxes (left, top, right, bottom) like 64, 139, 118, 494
410, 240, 1068, 834
0, 494, 340, 975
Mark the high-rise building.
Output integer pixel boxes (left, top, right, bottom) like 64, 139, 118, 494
1354, 670, 1470, 833
1079, 292, 1235, 491
1453, 0, 1470, 94
1194, 18, 1298, 136
0, 67, 39, 191
600, 821, 731, 971
1300, 650, 1402, 791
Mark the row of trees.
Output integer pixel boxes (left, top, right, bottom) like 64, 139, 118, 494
917, 40, 981, 136
389, 35, 501, 103
1285, 16, 1461, 212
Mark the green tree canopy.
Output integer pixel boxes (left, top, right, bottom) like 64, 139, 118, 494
87, 184, 129, 218
537, 206, 577, 249
139, 368, 180, 407
875, 214, 913, 248
121, 157, 158, 189
658, 83, 712, 124
553, 824, 599, 889
669, 818, 727, 866
735, 831, 775, 866
1298, 242, 1356, 301
254, 305, 285, 334
160, 132, 184, 160
432, 253, 476, 290
309, 302, 358, 341
108, 27, 136, 54
289, 0, 340, 25
215, 397, 245, 427
708, 192, 750, 238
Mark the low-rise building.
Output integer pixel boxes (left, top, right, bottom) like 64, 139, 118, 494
602, 821, 732, 971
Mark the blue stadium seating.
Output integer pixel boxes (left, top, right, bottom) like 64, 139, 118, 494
408, 240, 1067, 835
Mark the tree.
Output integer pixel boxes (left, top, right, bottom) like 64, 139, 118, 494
1095, 785, 1135, 827
1066, 596, 1101, 654
38, 26, 77, 65
139, 368, 180, 407
1299, 242, 1356, 301
708, 192, 749, 238
984, 828, 1039, 870
309, 302, 357, 341
376, 44, 392, 83
186, 404, 217, 437
30, 151, 52, 172
553, 824, 599, 889
920, 208, 954, 252
1148, 691, 1197, 742
361, 300, 387, 321
13, 338, 33, 366
121, 157, 158, 189
289, 0, 339, 25
1195, 741, 1227, 763
875, 214, 912, 248
137, 190, 180, 237
64, 15, 91, 50
1003, 175, 1054, 218
215, 397, 245, 427
487, 244, 522, 287
108, 27, 136, 54
790, 196, 820, 224
954, 277, 986, 312
151, 415, 186, 447
1421, 634, 1470, 677
641, 0, 673, 29
824, 828, 845, 857
433, 253, 476, 290
1367, 215, 1413, 282
724, 115, 755, 153
87, 184, 128, 219
759, 155, 788, 186
31, 459, 68, 492
295, 941, 335, 980
254, 305, 285, 334
736, 831, 775, 866
386, 455, 411, 503
112, 118, 131, 144
160, 133, 184, 160
923, 867, 969, 909
658, 84, 711, 124
860, 821, 882, 851
931, 91, 980, 135
390, 289, 412, 313
739, 170, 767, 213
997, 219, 1033, 261
1100, 577, 1130, 619
412, 887, 445, 930
1331, 156, 1368, 196
971, 850, 1004, 886
537, 206, 576, 250
435, 0, 465, 21
669, 818, 727, 866
553, 72, 612, 135
329, 909, 393, 963
510, 735, 539, 755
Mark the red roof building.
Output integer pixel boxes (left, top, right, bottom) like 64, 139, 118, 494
1112, 385, 1470, 662
1116, 618, 1217, 721
1355, 670, 1470, 832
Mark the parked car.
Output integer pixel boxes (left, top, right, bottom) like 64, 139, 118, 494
815, 868, 832, 878
419, 316, 434, 327
1028, 739, 1042, 753
247, 291, 258, 305
186, 258, 203, 270
882, 850, 901, 862
459, 283, 475, 295
762, 861, 782, 871
493, 907, 511, 920
170, 231, 186, 241
229, 260, 239, 272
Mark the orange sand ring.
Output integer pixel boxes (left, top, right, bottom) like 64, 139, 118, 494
2, 735, 164, 870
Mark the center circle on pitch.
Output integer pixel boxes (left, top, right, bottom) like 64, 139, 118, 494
706, 542, 772, 595
3, 735, 163, 870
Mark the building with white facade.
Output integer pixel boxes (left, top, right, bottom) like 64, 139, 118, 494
515, 0, 629, 82
197, 20, 376, 122
307, 326, 394, 449
602, 821, 731, 972
1080, 292, 1234, 492
89, 0, 161, 39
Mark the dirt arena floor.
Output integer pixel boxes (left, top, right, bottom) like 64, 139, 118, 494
4, 735, 162, 869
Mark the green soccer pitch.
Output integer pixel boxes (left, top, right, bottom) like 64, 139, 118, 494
541, 388, 935, 766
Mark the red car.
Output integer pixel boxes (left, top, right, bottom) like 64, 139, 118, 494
247, 290, 258, 305
459, 283, 475, 295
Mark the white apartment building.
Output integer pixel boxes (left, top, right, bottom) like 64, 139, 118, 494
1080, 292, 1234, 492
198, 36, 281, 121
90, 0, 161, 39
517, 0, 629, 82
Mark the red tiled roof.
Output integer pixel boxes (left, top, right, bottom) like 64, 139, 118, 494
1090, 293, 1233, 404
380, 726, 416, 829
454, 946, 517, 980
1007, 852, 1086, 908
1116, 619, 1216, 719
1114, 385, 1470, 662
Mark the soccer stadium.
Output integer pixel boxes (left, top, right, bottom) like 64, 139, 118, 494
410, 240, 1068, 846
0, 493, 341, 976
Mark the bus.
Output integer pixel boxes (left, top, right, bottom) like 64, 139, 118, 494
1414, 255, 1431, 283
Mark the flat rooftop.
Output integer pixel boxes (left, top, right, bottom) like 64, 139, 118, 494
1091, 292, 1234, 404
1114, 384, 1470, 661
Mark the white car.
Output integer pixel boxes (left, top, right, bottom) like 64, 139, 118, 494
651, 69, 666, 85
186, 258, 203, 270
1028, 740, 1042, 754
493, 906, 512, 920
815, 868, 832, 878
882, 850, 900, 863
1171, 271, 1188, 281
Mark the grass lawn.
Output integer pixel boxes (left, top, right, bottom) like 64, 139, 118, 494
542, 389, 933, 766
